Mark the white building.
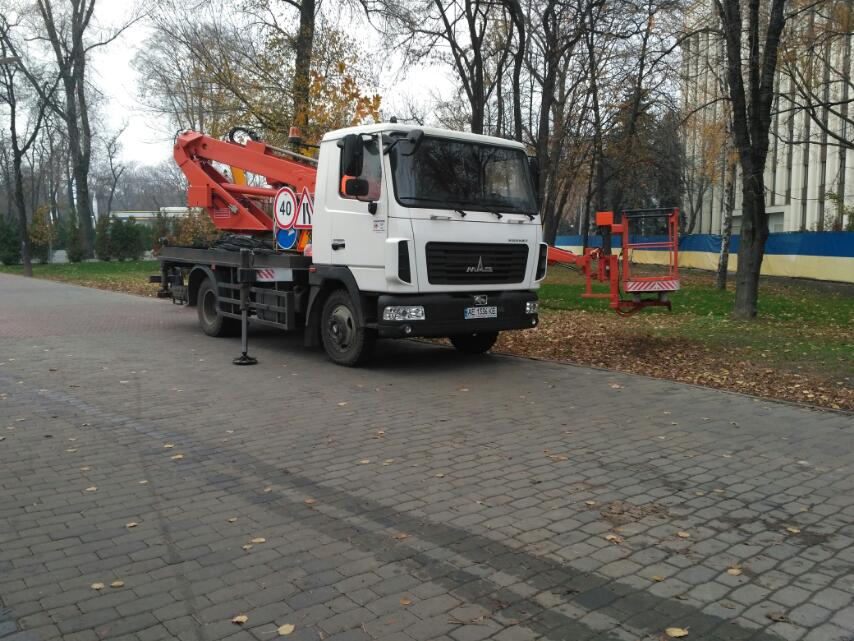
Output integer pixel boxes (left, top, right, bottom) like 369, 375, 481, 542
682, 2, 853, 234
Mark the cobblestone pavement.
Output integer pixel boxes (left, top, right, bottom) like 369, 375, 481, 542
1, 273, 853, 641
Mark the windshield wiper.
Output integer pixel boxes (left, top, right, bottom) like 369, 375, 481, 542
485, 206, 536, 221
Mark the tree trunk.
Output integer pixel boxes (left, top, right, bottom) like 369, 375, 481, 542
509, 2, 524, 142
732, 176, 768, 318
542, 185, 561, 245
293, 0, 315, 128
12, 155, 33, 277
715, 160, 736, 290
72, 150, 94, 254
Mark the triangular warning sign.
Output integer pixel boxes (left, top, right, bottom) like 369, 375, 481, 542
294, 186, 313, 229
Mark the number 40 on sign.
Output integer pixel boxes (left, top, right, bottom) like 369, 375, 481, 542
274, 186, 313, 230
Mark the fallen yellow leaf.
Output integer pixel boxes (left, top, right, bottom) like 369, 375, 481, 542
263, 486, 273, 493
605, 534, 624, 544
232, 614, 248, 624
392, 533, 409, 540
650, 575, 665, 582
91, 582, 105, 590
786, 527, 801, 534
584, 500, 597, 507
125, 522, 139, 528
251, 537, 266, 544
170, 454, 183, 460
111, 580, 124, 588
359, 459, 371, 464
399, 598, 412, 606
304, 498, 317, 505
227, 517, 237, 523
727, 566, 742, 576
277, 624, 295, 636
676, 531, 690, 539
665, 627, 689, 638
85, 486, 97, 492
163, 443, 174, 449
242, 544, 253, 551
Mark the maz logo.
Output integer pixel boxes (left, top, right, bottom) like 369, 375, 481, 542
466, 256, 494, 273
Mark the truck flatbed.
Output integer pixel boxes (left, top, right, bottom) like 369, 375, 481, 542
158, 246, 311, 269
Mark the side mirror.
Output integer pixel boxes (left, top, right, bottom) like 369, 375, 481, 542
338, 134, 364, 176
401, 129, 424, 156
343, 177, 370, 197
528, 156, 542, 206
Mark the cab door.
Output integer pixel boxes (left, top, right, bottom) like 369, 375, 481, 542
326, 134, 388, 291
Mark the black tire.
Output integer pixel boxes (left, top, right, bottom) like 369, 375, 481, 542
197, 278, 239, 337
320, 289, 376, 366
449, 331, 499, 354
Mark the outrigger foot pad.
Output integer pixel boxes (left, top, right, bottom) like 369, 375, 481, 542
233, 353, 258, 366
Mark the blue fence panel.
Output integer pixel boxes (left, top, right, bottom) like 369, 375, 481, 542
554, 232, 854, 257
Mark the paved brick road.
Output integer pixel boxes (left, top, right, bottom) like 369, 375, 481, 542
1, 273, 852, 641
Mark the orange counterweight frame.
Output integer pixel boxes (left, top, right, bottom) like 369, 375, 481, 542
547, 208, 680, 316
173, 130, 318, 233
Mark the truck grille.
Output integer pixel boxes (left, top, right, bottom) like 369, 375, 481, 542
426, 242, 529, 285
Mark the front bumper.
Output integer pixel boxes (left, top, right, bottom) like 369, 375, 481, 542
376, 291, 539, 338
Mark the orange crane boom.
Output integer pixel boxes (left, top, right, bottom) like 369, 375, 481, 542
173, 130, 317, 233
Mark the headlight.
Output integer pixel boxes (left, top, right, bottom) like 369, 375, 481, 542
525, 301, 539, 314
383, 306, 426, 321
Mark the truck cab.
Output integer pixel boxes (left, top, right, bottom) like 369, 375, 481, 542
308, 124, 546, 361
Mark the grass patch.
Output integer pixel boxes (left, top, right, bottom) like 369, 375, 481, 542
542, 266, 853, 326
0, 260, 159, 296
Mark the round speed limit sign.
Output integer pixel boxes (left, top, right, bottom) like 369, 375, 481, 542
273, 187, 298, 229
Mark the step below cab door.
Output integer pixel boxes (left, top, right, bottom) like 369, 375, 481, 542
326, 134, 388, 291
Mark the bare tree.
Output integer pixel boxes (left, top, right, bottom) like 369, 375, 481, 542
2, 0, 143, 256
781, 0, 853, 151
0, 19, 56, 276
715, 0, 788, 318
104, 125, 126, 216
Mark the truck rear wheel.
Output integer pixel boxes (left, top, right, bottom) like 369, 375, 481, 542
450, 331, 499, 354
197, 278, 239, 337
321, 289, 375, 366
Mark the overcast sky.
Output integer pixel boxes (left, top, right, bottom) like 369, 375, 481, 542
90, 1, 452, 165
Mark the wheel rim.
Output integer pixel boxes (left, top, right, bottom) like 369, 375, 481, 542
202, 288, 218, 325
327, 304, 355, 351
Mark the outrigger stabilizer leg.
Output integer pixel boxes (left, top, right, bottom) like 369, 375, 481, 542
233, 248, 258, 366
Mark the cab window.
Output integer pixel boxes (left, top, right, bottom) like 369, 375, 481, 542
339, 135, 382, 202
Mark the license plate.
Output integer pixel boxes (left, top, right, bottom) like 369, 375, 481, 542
464, 306, 497, 319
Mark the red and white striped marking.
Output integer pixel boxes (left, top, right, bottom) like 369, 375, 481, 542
256, 269, 276, 282
624, 279, 680, 292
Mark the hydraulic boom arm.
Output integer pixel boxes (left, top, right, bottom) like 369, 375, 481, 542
173, 130, 318, 233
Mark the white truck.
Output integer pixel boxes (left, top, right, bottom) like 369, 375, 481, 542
155, 123, 547, 365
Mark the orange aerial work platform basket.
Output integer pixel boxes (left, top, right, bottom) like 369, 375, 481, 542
547, 207, 681, 316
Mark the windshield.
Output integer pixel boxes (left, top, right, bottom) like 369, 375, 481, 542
390, 136, 537, 214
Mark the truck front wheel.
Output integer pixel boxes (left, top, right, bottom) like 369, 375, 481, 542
321, 289, 376, 366
197, 278, 239, 337
449, 331, 499, 354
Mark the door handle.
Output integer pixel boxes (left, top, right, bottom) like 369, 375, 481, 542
331, 240, 346, 250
